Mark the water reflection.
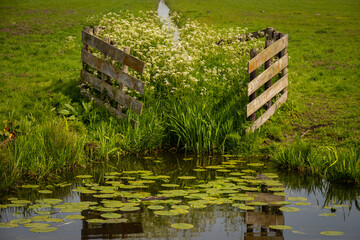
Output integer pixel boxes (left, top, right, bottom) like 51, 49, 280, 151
1, 154, 360, 239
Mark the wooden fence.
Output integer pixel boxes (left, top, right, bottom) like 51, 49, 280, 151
81, 26, 145, 127
246, 27, 288, 133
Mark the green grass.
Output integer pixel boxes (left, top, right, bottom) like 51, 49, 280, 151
1, 0, 360, 189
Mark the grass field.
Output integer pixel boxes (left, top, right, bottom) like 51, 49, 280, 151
0, 0, 359, 189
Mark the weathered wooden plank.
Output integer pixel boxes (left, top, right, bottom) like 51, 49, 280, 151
248, 34, 288, 73
81, 50, 145, 94
81, 70, 143, 115
82, 30, 145, 74
246, 90, 288, 133
80, 89, 138, 127
249, 49, 258, 122
247, 74, 288, 117
248, 53, 288, 96
246, 211, 284, 226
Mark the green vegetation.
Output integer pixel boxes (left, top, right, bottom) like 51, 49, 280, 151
0, 0, 359, 190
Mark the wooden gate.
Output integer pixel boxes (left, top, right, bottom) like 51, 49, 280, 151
246, 28, 288, 133
80, 26, 145, 126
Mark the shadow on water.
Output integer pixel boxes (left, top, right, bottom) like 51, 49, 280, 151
1, 154, 360, 239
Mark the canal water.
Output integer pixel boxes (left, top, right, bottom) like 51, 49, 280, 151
0, 154, 359, 239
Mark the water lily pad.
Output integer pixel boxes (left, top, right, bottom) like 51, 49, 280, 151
105, 218, 128, 223
269, 225, 292, 230
35, 210, 51, 215
0, 204, 7, 209
171, 223, 194, 229
24, 223, 50, 228
10, 219, 32, 224
206, 165, 223, 169
148, 205, 164, 210
288, 197, 307, 201
274, 192, 287, 196
31, 216, 50, 222
101, 213, 122, 219
247, 163, 264, 167
22, 184, 40, 189
216, 169, 231, 172
178, 176, 196, 180
7, 203, 26, 207
154, 210, 179, 216
279, 207, 300, 212
45, 218, 64, 223
193, 168, 206, 172
232, 203, 246, 207
172, 205, 190, 210
191, 204, 207, 209
30, 227, 58, 233
76, 175, 93, 179
263, 173, 279, 178
66, 215, 85, 220
86, 219, 105, 224
161, 184, 180, 188
11, 199, 32, 205
62, 208, 82, 213
96, 207, 118, 212
0, 223, 19, 228
80, 190, 97, 194
247, 202, 268, 206
93, 193, 117, 198
270, 201, 291, 205
296, 202, 312, 206
238, 205, 255, 211
319, 213, 336, 217
229, 172, 245, 176
38, 190, 53, 194
320, 231, 344, 236
268, 187, 286, 192
43, 198, 62, 205
120, 206, 140, 212
291, 230, 307, 235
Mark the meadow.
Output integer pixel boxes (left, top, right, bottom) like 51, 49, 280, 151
0, 0, 359, 190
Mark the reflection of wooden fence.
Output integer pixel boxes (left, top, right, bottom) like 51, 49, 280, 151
246, 28, 288, 133
81, 26, 145, 126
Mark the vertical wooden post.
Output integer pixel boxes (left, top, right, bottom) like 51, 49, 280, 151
82, 27, 90, 70
279, 32, 288, 94
117, 47, 130, 111
264, 27, 274, 110
249, 49, 258, 122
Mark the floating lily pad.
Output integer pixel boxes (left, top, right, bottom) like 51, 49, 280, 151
0, 204, 7, 209
22, 184, 40, 189
291, 230, 307, 235
35, 210, 51, 215
31, 216, 50, 222
247, 163, 264, 167
193, 168, 206, 172
161, 184, 180, 188
270, 201, 291, 206
76, 175, 93, 179
30, 227, 58, 233
238, 205, 255, 211
172, 205, 190, 210
0, 223, 19, 228
93, 194, 117, 198
96, 207, 118, 212
11, 200, 31, 205
247, 202, 268, 206
274, 192, 287, 196
268, 187, 286, 192
269, 225, 292, 230
154, 210, 179, 216
43, 198, 62, 205
105, 218, 128, 223
171, 223, 194, 229
148, 205, 164, 210
66, 215, 85, 220
61, 208, 82, 213
24, 223, 50, 228
288, 197, 307, 201
120, 206, 140, 212
216, 169, 231, 172
320, 231, 344, 236
38, 190, 53, 194
229, 172, 245, 176
279, 207, 300, 212
191, 204, 207, 209
319, 213, 336, 217
232, 203, 246, 207
296, 202, 312, 206
45, 218, 64, 223
86, 219, 105, 224
178, 176, 196, 180
101, 213, 122, 219
10, 219, 32, 224
206, 165, 223, 169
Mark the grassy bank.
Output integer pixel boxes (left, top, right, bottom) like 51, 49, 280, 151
1, 0, 359, 190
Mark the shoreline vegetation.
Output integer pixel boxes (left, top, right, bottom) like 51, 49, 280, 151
0, 0, 359, 191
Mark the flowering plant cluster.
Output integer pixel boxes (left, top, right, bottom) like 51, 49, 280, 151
96, 10, 263, 104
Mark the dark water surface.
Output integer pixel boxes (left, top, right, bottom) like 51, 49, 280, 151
1, 154, 360, 240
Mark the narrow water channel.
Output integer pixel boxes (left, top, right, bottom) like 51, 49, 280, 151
0, 154, 359, 239
157, 0, 179, 42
